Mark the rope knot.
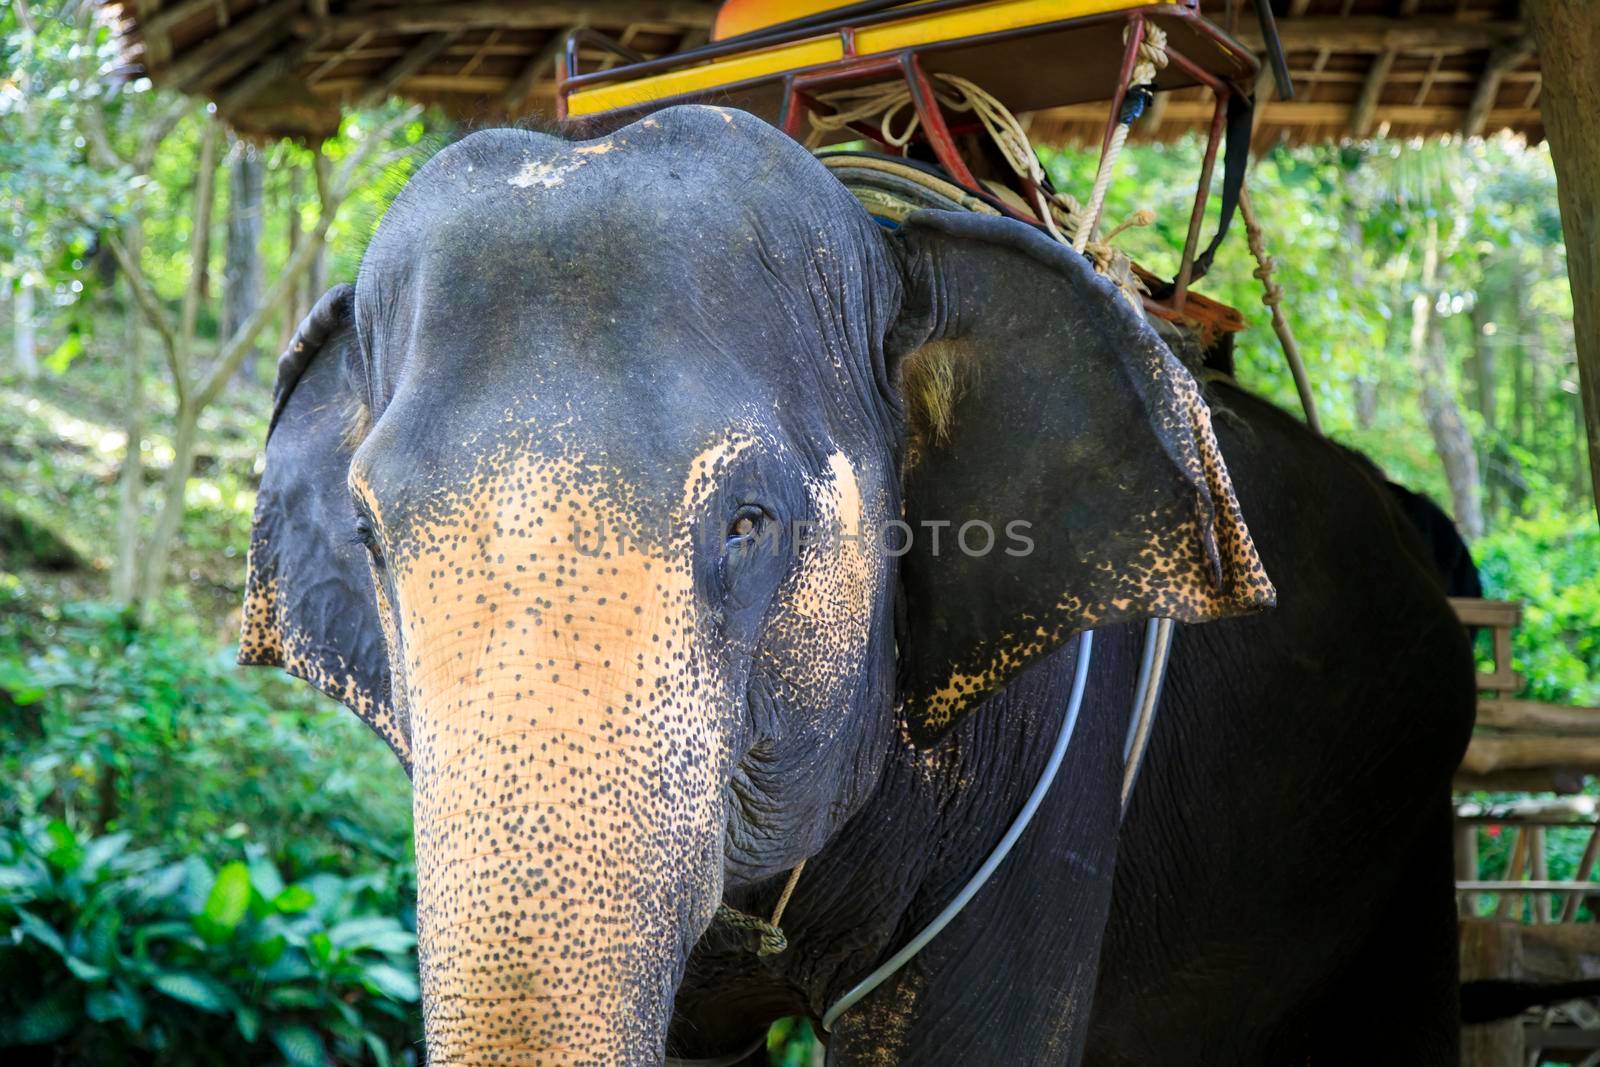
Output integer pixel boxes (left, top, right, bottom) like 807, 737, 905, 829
714, 860, 806, 959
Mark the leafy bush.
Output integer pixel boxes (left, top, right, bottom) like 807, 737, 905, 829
0, 582, 412, 874
1476, 511, 1600, 706
0, 818, 421, 1064
0, 580, 421, 1062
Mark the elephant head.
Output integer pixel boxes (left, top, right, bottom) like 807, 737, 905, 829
241, 106, 1271, 1064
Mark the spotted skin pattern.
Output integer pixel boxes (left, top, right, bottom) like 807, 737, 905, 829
385, 445, 730, 1063
240, 107, 1273, 1064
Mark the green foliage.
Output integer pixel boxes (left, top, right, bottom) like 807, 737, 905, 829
1476, 512, 1600, 706
0, 585, 412, 870
0, 818, 420, 1063
1041, 135, 1584, 520
0, 579, 420, 1061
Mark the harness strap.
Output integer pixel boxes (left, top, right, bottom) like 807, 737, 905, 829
1148, 90, 1252, 296
820, 629, 1098, 1031
1121, 616, 1175, 810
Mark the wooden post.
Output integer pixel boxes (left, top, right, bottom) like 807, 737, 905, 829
1460, 920, 1525, 1067
1456, 819, 1480, 917
1526, 0, 1600, 522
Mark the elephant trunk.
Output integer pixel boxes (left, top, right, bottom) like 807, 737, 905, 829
392, 459, 730, 1064
411, 693, 719, 1064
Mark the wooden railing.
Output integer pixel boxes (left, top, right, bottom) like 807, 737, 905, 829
1451, 597, 1600, 794
1452, 599, 1600, 1065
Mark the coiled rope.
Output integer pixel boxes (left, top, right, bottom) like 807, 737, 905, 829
714, 859, 807, 957
806, 69, 1156, 308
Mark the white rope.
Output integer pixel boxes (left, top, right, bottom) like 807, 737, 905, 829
1075, 22, 1167, 253
808, 70, 1155, 306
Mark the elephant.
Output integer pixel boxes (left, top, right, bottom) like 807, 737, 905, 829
240, 106, 1474, 1065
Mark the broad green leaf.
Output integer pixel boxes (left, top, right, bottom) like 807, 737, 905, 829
273, 884, 316, 914
149, 971, 232, 1014
270, 1023, 328, 1067
363, 961, 420, 1002
79, 832, 131, 880
249, 932, 288, 967
0, 988, 79, 1045
196, 860, 251, 943
12, 908, 66, 956
327, 916, 414, 954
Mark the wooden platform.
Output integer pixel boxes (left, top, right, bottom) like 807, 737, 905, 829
1451, 598, 1600, 794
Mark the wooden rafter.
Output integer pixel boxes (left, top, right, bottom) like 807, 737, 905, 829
293, 1, 717, 37
357, 30, 463, 109
457, 28, 504, 79
164, 0, 301, 88
503, 27, 578, 112
305, 29, 375, 85
1347, 0, 1419, 138
1463, 37, 1538, 137
1235, 16, 1525, 55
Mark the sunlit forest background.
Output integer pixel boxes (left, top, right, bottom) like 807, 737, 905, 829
2, 1, 1597, 1063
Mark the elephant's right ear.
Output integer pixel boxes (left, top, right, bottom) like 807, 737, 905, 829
239, 284, 408, 769
884, 211, 1275, 746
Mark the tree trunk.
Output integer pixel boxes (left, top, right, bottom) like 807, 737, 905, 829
135, 404, 197, 607
111, 264, 146, 603
1527, 0, 1600, 520
224, 141, 264, 384
1340, 175, 1378, 430
13, 273, 38, 381
280, 163, 304, 354
1470, 287, 1497, 434
1411, 217, 1485, 540
307, 154, 330, 302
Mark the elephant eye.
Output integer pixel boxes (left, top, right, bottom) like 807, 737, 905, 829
726, 507, 768, 546
351, 517, 386, 569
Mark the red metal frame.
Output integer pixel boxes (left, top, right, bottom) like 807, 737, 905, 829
555, 2, 1255, 320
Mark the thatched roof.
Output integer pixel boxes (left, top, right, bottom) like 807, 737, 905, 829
105, 0, 1542, 144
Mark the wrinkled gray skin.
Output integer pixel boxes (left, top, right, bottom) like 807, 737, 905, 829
241, 107, 1470, 1065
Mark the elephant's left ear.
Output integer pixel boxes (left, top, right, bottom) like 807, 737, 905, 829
240, 285, 408, 769
885, 210, 1274, 746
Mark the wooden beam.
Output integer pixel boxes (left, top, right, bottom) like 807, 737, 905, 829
457, 27, 503, 78
1250, 52, 1275, 140
298, 1, 716, 36
1348, 0, 1416, 139
1527, 0, 1600, 520
357, 30, 462, 109
306, 29, 374, 85
1347, 50, 1394, 137
1141, 89, 1169, 135
1462, 37, 1538, 137
191, 20, 294, 91
163, 0, 302, 88
1454, 767, 1590, 793
1234, 16, 1526, 55
215, 33, 324, 117
1461, 735, 1600, 775
503, 27, 578, 113
1472, 700, 1600, 736
142, 0, 218, 41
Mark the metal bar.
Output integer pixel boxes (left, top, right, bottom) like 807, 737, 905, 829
900, 52, 986, 196
559, 2, 1251, 95
1173, 86, 1226, 308
1098, 14, 1143, 159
